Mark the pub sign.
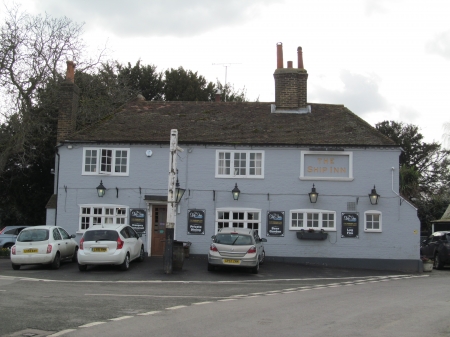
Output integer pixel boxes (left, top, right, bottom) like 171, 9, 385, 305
341, 212, 359, 238
187, 209, 205, 235
267, 211, 284, 237
130, 209, 146, 234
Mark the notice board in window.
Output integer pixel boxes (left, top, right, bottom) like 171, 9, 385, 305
341, 212, 359, 238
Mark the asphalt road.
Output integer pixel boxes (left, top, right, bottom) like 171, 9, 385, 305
0, 256, 447, 337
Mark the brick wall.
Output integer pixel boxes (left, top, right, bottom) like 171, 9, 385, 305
57, 82, 79, 143
274, 68, 308, 109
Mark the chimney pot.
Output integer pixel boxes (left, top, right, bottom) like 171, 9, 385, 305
297, 47, 304, 69
66, 61, 76, 83
287, 61, 293, 68
276, 42, 284, 69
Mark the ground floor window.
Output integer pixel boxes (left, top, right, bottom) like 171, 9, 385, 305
289, 209, 336, 231
215, 208, 261, 236
364, 210, 382, 232
79, 204, 128, 231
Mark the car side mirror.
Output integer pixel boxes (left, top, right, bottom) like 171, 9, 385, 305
70, 234, 76, 239
261, 238, 267, 242
211, 235, 216, 240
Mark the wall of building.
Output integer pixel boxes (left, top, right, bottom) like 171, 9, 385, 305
54, 142, 421, 272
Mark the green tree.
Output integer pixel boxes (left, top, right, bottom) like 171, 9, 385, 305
376, 121, 450, 198
215, 82, 249, 102
163, 67, 215, 101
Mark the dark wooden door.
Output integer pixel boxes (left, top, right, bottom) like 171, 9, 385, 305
151, 206, 167, 256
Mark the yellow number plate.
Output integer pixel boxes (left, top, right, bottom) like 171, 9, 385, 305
23, 249, 38, 253
92, 248, 107, 252
223, 259, 240, 264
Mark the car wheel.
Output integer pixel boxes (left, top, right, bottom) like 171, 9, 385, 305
434, 254, 444, 270
251, 260, 260, 274
120, 253, 130, 271
138, 246, 145, 262
259, 250, 265, 265
78, 263, 87, 271
11, 263, 20, 270
207, 263, 214, 272
72, 247, 78, 263
51, 253, 61, 270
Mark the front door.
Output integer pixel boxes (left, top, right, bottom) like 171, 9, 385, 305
151, 206, 167, 256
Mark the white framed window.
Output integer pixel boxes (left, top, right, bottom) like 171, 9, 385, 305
82, 148, 130, 176
78, 205, 128, 232
215, 150, 264, 178
364, 210, 382, 232
215, 208, 261, 236
289, 209, 336, 231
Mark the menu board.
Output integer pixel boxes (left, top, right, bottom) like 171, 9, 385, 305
341, 212, 359, 238
187, 209, 205, 235
130, 209, 146, 234
267, 211, 284, 237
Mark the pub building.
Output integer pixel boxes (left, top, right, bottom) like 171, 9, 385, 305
46, 43, 421, 272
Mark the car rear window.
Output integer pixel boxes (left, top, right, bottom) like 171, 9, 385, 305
84, 230, 119, 242
17, 229, 49, 242
214, 233, 253, 245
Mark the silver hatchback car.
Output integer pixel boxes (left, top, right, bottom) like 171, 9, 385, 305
208, 228, 267, 274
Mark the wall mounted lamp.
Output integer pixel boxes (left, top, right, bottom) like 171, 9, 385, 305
232, 183, 240, 200
96, 180, 106, 197
369, 185, 380, 205
175, 178, 186, 203
309, 184, 319, 203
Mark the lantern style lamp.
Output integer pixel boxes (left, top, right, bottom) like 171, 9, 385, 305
369, 185, 380, 205
309, 184, 319, 203
96, 180, 106, 197
232, 183, 240, 200
175, 179, 186, 203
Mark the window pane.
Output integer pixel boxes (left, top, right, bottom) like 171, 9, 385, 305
84, 150, 97, 172
218, 152, 231, 175
234, 153, 246, 176
115, 150, 128, 173
249, 152, 262, 176
101, 149, 112, 172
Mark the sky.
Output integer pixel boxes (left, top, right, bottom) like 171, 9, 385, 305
3, 0, 450, 146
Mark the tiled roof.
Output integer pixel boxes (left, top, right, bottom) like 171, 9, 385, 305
68, 100, 397, 147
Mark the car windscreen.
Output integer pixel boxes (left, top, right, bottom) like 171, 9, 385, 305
84, 230, 119, 242
214, 233, 253, 245
17, 229, 49, 242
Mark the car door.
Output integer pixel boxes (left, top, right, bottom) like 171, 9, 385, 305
52, 228, 67, 258
58, 227, 76, 258
423, 234, 442, 258
126, 226, 140, 260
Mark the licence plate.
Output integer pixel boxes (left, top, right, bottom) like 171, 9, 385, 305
223, 259, 240, 264
23, 249, 38, 253
92, 248, 107, 252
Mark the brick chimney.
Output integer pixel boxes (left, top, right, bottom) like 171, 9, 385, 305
57, 61, 79, 143
273, 43, 310, 113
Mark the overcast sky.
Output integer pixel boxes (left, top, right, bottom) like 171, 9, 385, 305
4, 0, 450, 146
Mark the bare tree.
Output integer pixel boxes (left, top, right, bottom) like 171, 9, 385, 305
0, 3, 105, 173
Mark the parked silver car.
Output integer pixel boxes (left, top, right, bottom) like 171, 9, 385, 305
77, 224, 145, 271
208, 227, 267, 274
0, 226, 30, 249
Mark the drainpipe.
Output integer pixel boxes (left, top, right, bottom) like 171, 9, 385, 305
54, 147, 60, 226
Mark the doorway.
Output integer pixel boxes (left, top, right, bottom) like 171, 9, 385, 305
151, 206, 167, 256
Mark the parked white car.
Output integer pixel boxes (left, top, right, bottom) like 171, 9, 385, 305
10, 226, 78, 270
77, 224, 145, 271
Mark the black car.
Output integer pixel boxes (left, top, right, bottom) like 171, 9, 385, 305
420, 231, 450, 269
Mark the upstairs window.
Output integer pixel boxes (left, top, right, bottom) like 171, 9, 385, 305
82, 148, 130, 176
216, 150, 264, 178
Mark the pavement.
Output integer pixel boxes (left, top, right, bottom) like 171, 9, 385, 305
0, 254, 412, 282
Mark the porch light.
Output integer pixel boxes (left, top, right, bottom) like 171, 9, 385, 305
232, 183, 240, 200
309, 184, 319, 203
369, 185, 380, 205
96, 180, 106, 197
175, 178, 186, 203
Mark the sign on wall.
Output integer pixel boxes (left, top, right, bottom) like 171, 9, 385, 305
301, 151, 353, 181
341, 212, 359, 238
130, 209, 146, 234
267, 211, 284, 237
187, 209, 205, 235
